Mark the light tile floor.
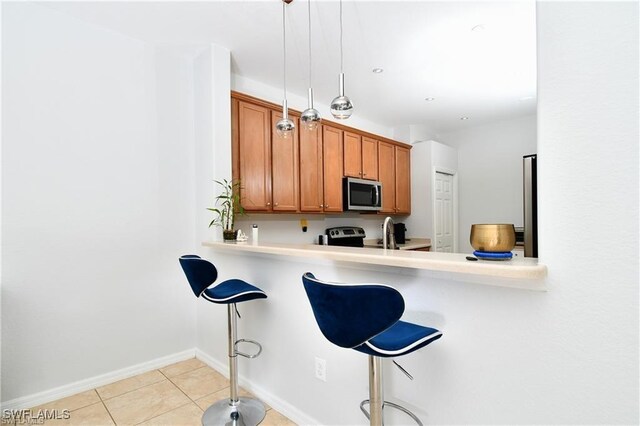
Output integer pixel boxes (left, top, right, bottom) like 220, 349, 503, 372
6, 358, 296, 426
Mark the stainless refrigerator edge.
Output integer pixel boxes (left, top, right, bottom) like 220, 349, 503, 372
523, 154, 538, 257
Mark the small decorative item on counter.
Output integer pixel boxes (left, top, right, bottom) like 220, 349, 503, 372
470, 224, 516, 261
469, 224, 516, 252
207, 178, 245, 241
252, 224, 259, 244
236, 229, 248, 242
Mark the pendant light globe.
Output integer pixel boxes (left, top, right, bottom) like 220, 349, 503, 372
300, 107, 321, 130
330, 73, 353, 119
301, 88, 321, 131
276, 116, 296, 138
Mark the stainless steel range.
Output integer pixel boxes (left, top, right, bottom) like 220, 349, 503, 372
325, 226, 366, 247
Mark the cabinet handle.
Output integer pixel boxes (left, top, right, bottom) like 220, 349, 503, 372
363, 173, 367, 176
319, 205, 323, 208
274, 202, 279, 206
267, 202, 271, 206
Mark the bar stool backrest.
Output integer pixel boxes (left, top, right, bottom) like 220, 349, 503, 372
179, 255, 218, 298
301, 272, 405, 349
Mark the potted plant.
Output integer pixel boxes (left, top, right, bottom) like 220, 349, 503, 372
207, 179, 245, 241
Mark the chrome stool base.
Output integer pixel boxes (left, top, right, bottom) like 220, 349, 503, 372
202, 397, 266, 426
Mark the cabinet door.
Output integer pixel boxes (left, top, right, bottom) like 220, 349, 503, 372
378, 141, 396, 214
323, 125, 344, 212
343, 131, 362, 178
271, 111, 299, 212
395, 146, 411, 214
299, 124, 324, 212
238, 101, 271, 211
361, 137, 379, 180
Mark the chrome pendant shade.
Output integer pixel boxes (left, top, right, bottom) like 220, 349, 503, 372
301, 89, 321, 130
301, 0, 321, 130
330, 73, 353, 119
275, 100, 295, 137
330, 0, 353, 119
275, 0, 295, 138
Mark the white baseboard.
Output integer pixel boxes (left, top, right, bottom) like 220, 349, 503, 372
195, 349, 320, 426
1, 348, 196, 411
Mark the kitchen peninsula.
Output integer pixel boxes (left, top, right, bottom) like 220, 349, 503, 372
203, 240, 547, 290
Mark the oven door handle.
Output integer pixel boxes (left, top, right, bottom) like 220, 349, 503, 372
373, 185, 380, 207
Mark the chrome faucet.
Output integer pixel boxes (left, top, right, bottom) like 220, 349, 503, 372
382, 216, 397, 250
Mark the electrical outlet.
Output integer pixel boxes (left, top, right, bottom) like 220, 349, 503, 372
314, 357, 327, 382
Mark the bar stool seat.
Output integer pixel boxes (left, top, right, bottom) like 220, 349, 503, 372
354, 320, 441, 358
202, 279, 267, 304
180, 255, 267, 426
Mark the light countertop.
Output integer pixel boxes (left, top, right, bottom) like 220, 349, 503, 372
363, 237, 431, 250
202, 240, 547, 288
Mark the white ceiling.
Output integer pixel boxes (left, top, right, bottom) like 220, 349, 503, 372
43, 1, 537, 132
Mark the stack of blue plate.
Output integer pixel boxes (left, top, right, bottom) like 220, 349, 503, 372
473, 250, 513, 260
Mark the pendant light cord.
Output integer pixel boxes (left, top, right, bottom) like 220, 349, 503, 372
308, 0, 312, 87
282, 1, 287, 100
339, 0, 343, 73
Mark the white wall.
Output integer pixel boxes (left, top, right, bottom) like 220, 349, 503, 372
1, 3, 197, 403
404, 140, 458, 244
534, 2, 638, 421
438, 115, 537, 252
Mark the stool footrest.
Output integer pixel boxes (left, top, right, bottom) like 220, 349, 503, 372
360, 399, 423, 426
234, 339, 262, 359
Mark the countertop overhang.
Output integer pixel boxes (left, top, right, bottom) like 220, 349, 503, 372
202, 241, 547, 289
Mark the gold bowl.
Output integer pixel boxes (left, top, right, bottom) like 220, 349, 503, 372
470, 224, 516, 252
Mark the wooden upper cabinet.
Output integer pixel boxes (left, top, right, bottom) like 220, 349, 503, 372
299, 125, 324, 212
343, 131, 362, 178
378, 141, 396, 214
237, 101, 271, 211
344, 133, 378, 181
361, 137, 379, 180
395, 146, 411, 214
271, 111, 299, 212
231, 91, 410, 216
322, 125, 344, 212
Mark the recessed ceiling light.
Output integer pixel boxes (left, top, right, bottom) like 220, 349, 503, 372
372, 68, 384, 74
424, 97, 435, 102
460, 116, 469, 120
472, 24, 485, 32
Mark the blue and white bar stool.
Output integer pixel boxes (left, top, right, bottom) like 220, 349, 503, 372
301, 272, 442, 426
180, 255, 267, 426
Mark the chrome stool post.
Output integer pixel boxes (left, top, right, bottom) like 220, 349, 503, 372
201, 303, 265, 426
359, 357, 424, 426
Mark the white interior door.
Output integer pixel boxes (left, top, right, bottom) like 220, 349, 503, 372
435, 171, 454, 252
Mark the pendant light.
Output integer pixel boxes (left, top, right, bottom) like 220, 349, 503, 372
330, 0, 354, 119
300, 0, 321, 130
275, 0, 295, 138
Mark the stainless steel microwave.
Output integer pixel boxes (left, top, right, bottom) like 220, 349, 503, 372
343, 177, 382, 211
